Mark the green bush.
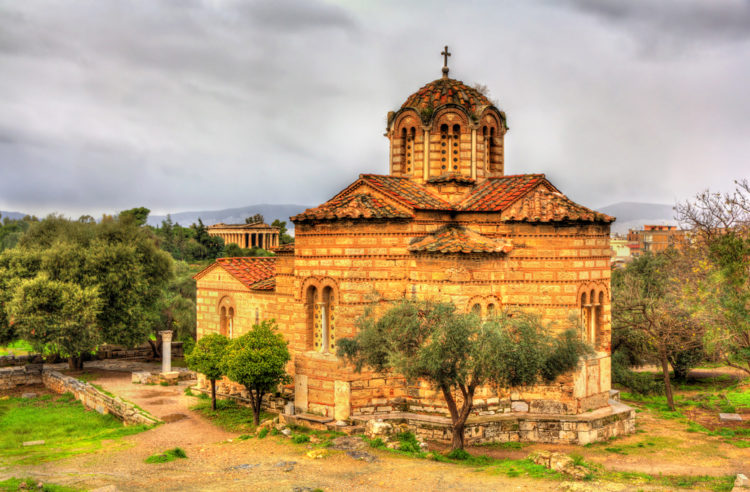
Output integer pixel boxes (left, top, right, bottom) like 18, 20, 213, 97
612, 351, 662, 395
292, 434, 310, 444
145, 447, 187, 464
446, 448, 471, 460
257, 428, 269, 439
396, 431, 421, 454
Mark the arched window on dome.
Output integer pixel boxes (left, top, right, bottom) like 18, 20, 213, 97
489, 127, 497, 172
440, 124, 449, 173
452, 124, 461, 171
399, 127, 407, 174
482, 126, 489, 172
406, 126, 416, 174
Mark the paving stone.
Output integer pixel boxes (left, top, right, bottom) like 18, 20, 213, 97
719, 413, 743, 422
346, 450, 377, 463
22, 440, 45, 446
21, 392, 37, 399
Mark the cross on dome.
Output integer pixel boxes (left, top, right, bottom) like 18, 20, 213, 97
441, 45, 451, 77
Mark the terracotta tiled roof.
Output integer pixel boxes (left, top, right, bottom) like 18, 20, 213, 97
360, 174, 450, 210
249, 277, 275, 291
272, 243, 295, 253
292, 193, 413, 221
457, 174, 547, 212
402, 78, 492, 115
213, 257, 275, 290
426, 173, 476, 185
208, 223, 278, 230
409, 224, 513, 254
502, 186, 615, 223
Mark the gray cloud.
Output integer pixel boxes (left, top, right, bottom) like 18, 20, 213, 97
0, 0, 748, 218
561, 0, 750, 56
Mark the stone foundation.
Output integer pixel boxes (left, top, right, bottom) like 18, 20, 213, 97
0, 365, 43, 390
194, 374, 291, 413
354, 399, 635, 445
131, 369, 195, 385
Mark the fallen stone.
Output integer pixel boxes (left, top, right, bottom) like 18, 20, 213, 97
365, 419, 393, 437
22, 440, 45, 446
281, 428, 292, 436
21, 392, 37, 399
719, 413, 743, 422
736, 473, 749, 488
346, 450, 377, 463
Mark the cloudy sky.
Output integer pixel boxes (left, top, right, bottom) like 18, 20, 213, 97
1, 0, 748, 217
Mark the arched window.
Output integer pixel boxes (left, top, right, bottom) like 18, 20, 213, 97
399, 128, 407, 173
486, 303, 496, 317
440, 124, 449, 172
321, 286, 336, 354
489, 127, 496, 172
482, 126, 489, 172
471, 303, 482, 316
408, 127, 416, 174
306, 286, 319, 351
595, 291, 604, 348
219, 297, 235, 337
452, 124, 461, 170
220, 306, 227, 336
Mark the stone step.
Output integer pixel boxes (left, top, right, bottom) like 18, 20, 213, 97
295, 413, 334, 424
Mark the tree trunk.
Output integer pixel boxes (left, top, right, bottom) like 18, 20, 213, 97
68, 356, 83, 370
147, 339, 160, 358
210, 378, 217, 411
439, 384, 473, 451
659, 352, 675, 411
251, 390, 263, 426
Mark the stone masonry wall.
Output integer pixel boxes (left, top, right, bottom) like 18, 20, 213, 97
42, 370, 159, 426
0, 366, 42, 390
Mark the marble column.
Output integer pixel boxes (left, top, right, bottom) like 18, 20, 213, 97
160, 330, 173, 373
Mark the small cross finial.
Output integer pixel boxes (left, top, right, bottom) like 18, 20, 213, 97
441, 45, 451, 78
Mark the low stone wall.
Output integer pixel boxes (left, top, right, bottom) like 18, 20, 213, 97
0, 365, 43, 390
42, 370, 160, 426
354, 399, 635, 445
0, 342, 184, 367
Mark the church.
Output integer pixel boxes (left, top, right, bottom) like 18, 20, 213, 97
194, 49, 634, 444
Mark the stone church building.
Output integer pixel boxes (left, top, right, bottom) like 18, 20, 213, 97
194, 55, 634, 444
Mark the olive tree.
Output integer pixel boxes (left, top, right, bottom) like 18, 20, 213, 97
185, 333, 229, 410
222, 320, 291, 425
337, 300, 590, 450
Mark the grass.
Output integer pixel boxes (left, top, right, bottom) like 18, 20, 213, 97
0, 393, 149, 466
0, 340, 34, 356
144, 447, 187, 464
0, 477, 81, 492
189, 397, 273, 433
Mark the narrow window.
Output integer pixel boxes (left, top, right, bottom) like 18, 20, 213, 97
228, 307, 234, 338
471, 303, 481, 316
306, 286, 319, 351
220, 306, 227, 336
452, 124, 460, 170
322, 286, 335, 354
254, 307, 259, 325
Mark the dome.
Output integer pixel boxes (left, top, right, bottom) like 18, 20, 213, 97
401, 77, 493, 115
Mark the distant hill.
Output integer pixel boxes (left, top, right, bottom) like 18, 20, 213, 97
597, 202, 678, 234
147, 204, 311, 230
0, 210, 29, 221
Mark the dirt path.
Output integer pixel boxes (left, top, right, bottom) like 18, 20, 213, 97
4, 373, 559, 492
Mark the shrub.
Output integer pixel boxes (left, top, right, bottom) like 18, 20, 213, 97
446, 448, 471, 460
292, 434, 310, 444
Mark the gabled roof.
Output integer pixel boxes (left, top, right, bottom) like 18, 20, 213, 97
291, 173, 613, 225
427, 173, 476, 185
359, 174, 451, 210
408, 224, 513, 254
193, 257, 275, 291
457, 174, 549, 211
291, 193, 413, 221
501, 185, 615, 223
